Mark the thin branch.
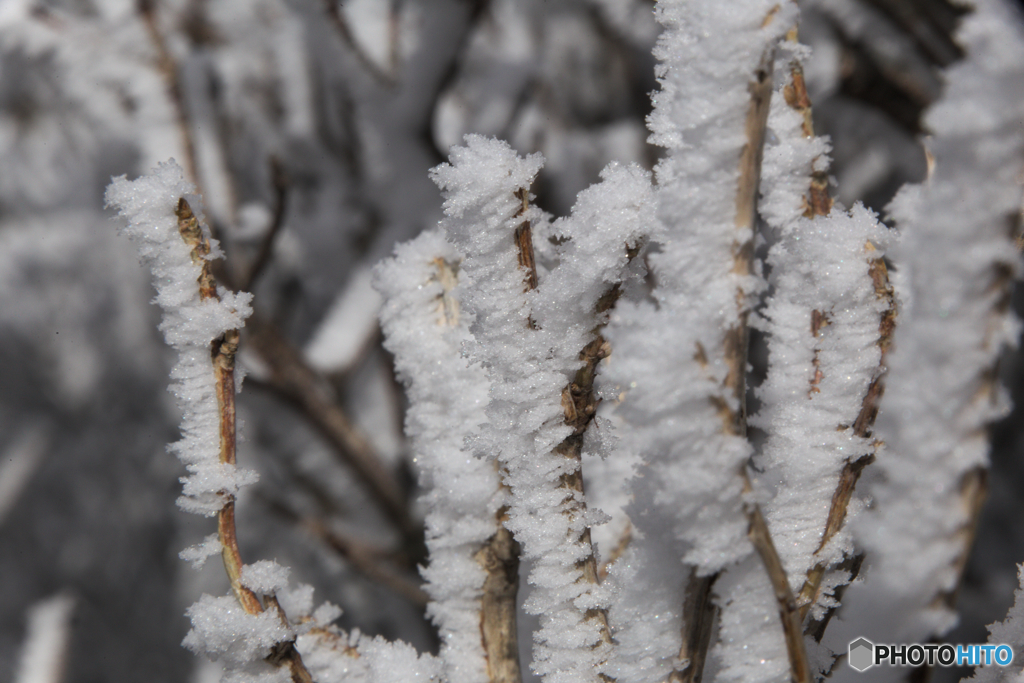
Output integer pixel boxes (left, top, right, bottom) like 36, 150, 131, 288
322, 0, 398, 85
245, 315, 419, 545
175, 199, 314, 683
241, 157, 290, 292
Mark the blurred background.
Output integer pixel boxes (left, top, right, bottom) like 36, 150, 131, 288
0, 0, 1021, 681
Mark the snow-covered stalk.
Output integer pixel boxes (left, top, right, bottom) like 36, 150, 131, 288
712, 33, 898, 678
761, 34, 898, 627
375, 229, 517, 683
431, 135, 652, 683
105, 161, 313, 683
832, 0, 1024, 659
173, 196, 260, 613
603, 2, 806, 682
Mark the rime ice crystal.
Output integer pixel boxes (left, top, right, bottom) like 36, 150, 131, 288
603, 2, 796, 679
105, 160, 255, 517
430, 135, 654, 683
376, 228, 499, 683
832, 0, 1024, 661
711, 39, 896, 677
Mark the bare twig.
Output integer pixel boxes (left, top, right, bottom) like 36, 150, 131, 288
245, 316, 419, 545
175, 198, 314, 683
139, 0, 198, 186
241, 157, 290, 292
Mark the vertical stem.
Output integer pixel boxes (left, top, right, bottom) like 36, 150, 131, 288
140, 0, 198, 187
175, 198, 314, 683
477, 510, 523, 683
677, 30, 811, 683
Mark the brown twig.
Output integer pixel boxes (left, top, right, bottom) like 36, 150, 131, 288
476, 507, 523, 683
175, 198, 314, 683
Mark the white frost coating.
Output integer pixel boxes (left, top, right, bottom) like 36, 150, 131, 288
180, 534, 224, 570
719, 172, 892, 681
714, 45, 894, 678
756, 209, 888, 580
240, 560, 291, 595
297, 629, 368, 683
431, 136, 653, 683
963, 565, 1024, 682
830, 0, 1024, 670
360, 637, 444, 683
603, 3, 794, 680
182, 594, 293, 666
375, 227, 499, 683
104, 160, 255, 517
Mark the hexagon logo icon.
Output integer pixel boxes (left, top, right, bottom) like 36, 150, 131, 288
848, 638, 875, 672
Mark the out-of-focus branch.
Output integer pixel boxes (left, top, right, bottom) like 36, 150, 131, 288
139, 0, 198, 188
245, 315, 418, 544
322, 0, 397, 85
266, 495, 428, 607
241, 157, 290, 292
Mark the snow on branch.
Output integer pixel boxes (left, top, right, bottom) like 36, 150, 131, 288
429, 135, 655, 683
375, 228, 508, 683
105, 160, 256, 517
603, 2, 803, 681
833, 0, 1024, 662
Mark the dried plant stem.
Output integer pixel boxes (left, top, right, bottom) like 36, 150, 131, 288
672, 573, 717, 683
175, 199, 314, 683
775, 45, 897, 626
677, 33, 811, 683
432, 256, 522, 683
476, 507, 523, 683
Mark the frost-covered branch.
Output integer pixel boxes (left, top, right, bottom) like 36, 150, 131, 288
376, 228, 517, 683
601, 3, 808, 682
831, 0, 1024, 664
105, 161, 314, 683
